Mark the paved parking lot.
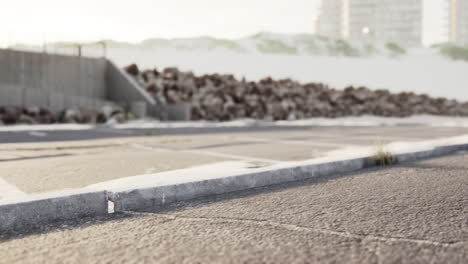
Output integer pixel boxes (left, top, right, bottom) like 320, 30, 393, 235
1, 125, 468, 198
1, 152, 466, 263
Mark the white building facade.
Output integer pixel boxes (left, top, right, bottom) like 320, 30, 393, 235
316, 0, 423, 47
316, 0, 349, 39
449, 0, 468, 44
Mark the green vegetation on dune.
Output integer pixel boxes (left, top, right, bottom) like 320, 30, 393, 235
316, 35, 330, 41
436, 43, 468, 62
385, 42, 406, 56
19, 32, 419, 59
256, 39, 298, 54
327, 40, 361, 57
142, 37, 245, 52
295, 35, 320, 54
205, 38, 245, 52
363, 44, 377, 56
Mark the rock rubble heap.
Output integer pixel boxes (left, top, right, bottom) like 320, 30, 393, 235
0, 105, 132, 125
125, 64, 468, 121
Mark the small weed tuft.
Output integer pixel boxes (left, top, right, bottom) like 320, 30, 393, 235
373, 141, 398, 166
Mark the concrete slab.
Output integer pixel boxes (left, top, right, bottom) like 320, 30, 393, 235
196, 142, 336, 162
0, 146, 227, 194
139, 135, 244, 150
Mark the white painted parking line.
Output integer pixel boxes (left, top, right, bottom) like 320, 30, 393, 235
181, 149, 279, 164
128, 143, 172, 153
237, 136, 356, 148
0, 178, 26, 199
28, 131, 47, 137
129, 143, 279, 164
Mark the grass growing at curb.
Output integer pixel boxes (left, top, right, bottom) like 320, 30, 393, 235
373, 141, 398, 166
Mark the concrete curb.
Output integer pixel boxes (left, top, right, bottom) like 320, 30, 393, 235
1, 142, 467, 233
108, 143, 468, 212
0, 191, 108, 233
108, 157, 374, 212
397, 143, 468, 162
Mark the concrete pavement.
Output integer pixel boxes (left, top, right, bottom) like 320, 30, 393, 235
2, 126, 468, 197
1, 153, 466, 264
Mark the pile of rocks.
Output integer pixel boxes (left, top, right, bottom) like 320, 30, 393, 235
125, 64, 468, 121
0, 105, 132, 125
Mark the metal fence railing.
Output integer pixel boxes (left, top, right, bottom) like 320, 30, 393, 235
1, 39, 107, 59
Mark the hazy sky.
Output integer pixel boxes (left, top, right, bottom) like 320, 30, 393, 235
0, 0, 446, 46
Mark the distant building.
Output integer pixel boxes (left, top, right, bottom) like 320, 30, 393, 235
449, 0, 468, 44
348, 0, 423, 47
316, 0, 423, 47
316, 0, 349, 40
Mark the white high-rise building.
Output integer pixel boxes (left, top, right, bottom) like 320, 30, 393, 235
316, 0, 349, 39
449, 0, 468, 44
316, 0, 423, 47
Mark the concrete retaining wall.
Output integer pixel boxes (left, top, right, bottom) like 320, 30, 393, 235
105, 61, 156, 113
0, 49, 155, 115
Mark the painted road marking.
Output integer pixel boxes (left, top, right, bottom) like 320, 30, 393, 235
0, 177, 26, 199
181, 149, 279, 164
128, 143, 172, 153
28, 131, 47, 137
129, 143, 279, 164
237, 136, 356, 148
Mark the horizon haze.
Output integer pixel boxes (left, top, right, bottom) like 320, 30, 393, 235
0, 0, 447, 47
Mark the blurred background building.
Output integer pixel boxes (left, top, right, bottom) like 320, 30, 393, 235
315, 0, 349, 40
449, 0, 468, 44
316, 0, 423, 47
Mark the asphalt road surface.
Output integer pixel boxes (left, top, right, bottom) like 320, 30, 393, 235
0, 126, 336, 143
1, 152, 467, 264
2, 125, 468, 144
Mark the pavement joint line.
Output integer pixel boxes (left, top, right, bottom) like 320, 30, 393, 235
128, 143, 280, 163
123, 212, 460, 248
